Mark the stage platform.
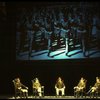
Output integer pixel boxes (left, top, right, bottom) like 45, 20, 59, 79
16, 49, 100, 60
1, 95, 100, 99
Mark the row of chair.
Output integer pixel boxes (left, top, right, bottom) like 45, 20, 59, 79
12, 78, 100, 99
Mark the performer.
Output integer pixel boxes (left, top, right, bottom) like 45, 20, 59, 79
55, 77, 66, 96
32, 78, 43, 97
77, 23, 88, 57
74, 77, 87, 97
87, 77, 100, 94
47, 26, 54, 57
74, 77, 86, 91
13, 77, 28, 97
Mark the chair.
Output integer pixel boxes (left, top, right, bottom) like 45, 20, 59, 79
12, 80, 28, 99
89, 86, 100, 98
16, 26, 28, 55
74, 87, 87, 98
66, 27, 83, 56
74, 80, 87, 98
32, 26, 48, 52
32, 80, 44, 97
47, 28, 66, 57
66, 23, 90, 57
95, 88, 100, 98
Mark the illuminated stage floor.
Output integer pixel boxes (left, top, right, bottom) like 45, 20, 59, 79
16, 47, 100, 60
2, 95, 100, 99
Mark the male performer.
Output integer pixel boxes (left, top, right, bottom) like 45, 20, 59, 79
55, 77, 66, 96
74, 77, 87, 97
13, 77, 28, 98
87, 77, 100, 94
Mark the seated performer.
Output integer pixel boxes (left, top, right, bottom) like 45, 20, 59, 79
74, 77, 86, 96
87, 77, 100, 94
32, 78, 43, 97
13, 77, 28, 97
55, 77, 66, 96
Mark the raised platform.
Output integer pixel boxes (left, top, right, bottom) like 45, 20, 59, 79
1, 95, 100, 99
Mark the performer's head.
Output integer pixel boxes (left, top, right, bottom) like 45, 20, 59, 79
35, 78, 39, 83
96, 77, 100, 82
80, 77, 83, 80
15, 77, 20, 83
58, 77, 62, 82
80, 77, 84, 82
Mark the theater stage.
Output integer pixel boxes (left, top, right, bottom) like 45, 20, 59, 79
1, 95, 100, 99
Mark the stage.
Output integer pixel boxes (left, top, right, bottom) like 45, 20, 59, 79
1, 95, 100, 99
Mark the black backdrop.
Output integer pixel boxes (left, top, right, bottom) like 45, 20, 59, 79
0, 2, 100, 96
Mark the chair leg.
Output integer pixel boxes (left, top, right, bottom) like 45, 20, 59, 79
26, 92, 28, 98
15, 93, 16, 99
42, 92, 44, 97
74, 91, 76, 97
81, 92, 83, 98
20, 92, 22, 98
96, 92, 98, 98
77, 91, 80, 98
91, 92, 94, 98
85, 92, 87, 98
75, 92, 78, 98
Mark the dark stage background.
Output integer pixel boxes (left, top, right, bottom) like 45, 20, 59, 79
0, 2, 100, 97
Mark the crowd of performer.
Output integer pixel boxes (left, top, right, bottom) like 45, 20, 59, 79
13, 76, 100, 98
16, 3, 100, 58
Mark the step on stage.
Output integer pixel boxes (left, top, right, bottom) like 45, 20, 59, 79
2, 96, 100, 99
